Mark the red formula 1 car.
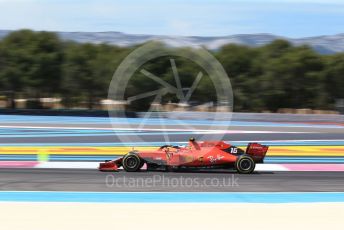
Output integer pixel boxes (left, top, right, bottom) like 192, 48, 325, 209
99, 138, 268, 174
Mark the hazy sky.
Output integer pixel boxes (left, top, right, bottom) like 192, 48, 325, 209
0, 0, 343, 37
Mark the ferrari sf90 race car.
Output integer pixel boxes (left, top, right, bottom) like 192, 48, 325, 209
99, 138, 268, 174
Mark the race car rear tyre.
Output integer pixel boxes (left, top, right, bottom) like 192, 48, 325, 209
122, 153, 142, 172
235, 155, 255, 174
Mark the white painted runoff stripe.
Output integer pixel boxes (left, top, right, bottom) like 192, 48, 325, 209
231, 139, 344, 143
37, 162, 99, 169
255, 164, 288, 171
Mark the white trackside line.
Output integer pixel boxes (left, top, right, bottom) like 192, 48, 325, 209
230, 139, 344, 143
36, 162, 100, 169
255, 164, 289, 171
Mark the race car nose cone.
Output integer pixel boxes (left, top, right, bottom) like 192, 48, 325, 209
99, 161, 119, 172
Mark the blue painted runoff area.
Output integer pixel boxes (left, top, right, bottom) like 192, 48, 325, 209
0, 192, 343, 203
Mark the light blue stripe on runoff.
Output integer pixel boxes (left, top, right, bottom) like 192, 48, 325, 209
0, 192, 343, 203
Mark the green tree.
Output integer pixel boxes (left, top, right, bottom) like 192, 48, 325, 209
216, 44, 261, 111
0, 30, 63, 108
323, 53, 344, 105
260, 46, 325, 111
62, 43, 126, 109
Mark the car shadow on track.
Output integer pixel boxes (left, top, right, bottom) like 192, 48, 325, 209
110, 169, 275, 175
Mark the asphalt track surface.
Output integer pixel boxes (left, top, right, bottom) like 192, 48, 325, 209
0, 168, 343, 192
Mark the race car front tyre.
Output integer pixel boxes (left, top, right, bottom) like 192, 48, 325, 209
122, 154, 142, 172
235, 155, 255, 174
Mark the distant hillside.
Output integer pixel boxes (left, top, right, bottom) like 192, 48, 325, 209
1, 30, 344, 54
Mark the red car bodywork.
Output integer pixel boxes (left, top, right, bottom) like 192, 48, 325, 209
99, 139, 268, 174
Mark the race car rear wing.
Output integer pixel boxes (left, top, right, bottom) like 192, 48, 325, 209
246, 143, 269, 163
